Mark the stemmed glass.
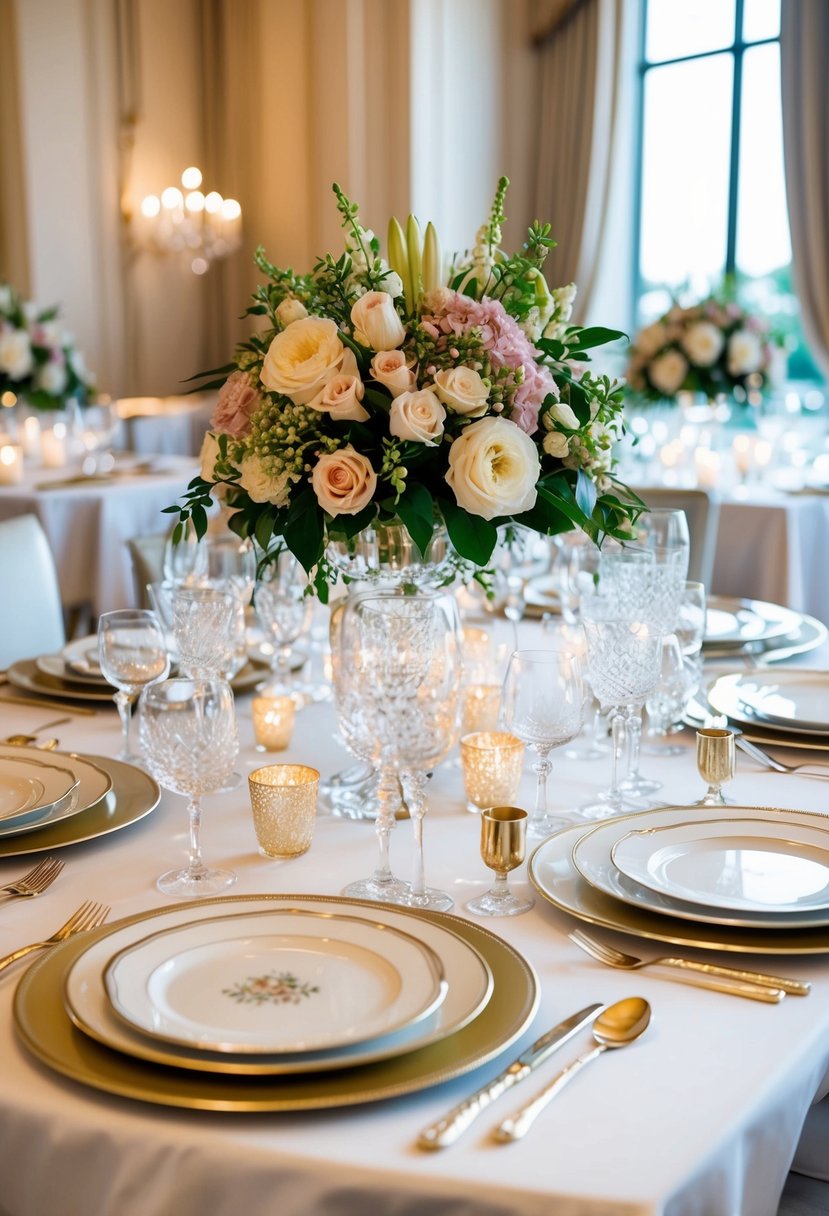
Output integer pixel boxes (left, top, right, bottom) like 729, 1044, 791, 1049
162, 518, 208, 586
466, 806, 534, 917
139, 677, 239, 896
171, 585, 238, 678
254, 551, 313, 698
579, 595, 662, 819
501, 647, 584, 837
97, 609, 170, 763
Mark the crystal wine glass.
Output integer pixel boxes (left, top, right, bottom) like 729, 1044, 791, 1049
501, 647, 584, 837
254, 551, 313, 698
139, 676, 239, 896
466, 806, 534, 917
171, 585, 238, 678
97, 609, 170, 763
162, 518, 208, 587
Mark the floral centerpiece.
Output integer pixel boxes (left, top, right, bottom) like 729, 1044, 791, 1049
625, 293, 786, 404
0, 283, 96, 410
170, 178, 641, 597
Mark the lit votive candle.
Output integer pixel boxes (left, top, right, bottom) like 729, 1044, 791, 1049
462, 683, 502, 735
41, 423, 67, 468
252, 695, 296, 751
460, 731, 525, 814
461, 626, 493, 682
732, 433, 754, 480
0, 444, 23, 485
694, 448, 721, 490
20, 415, 42, 460
248, 763, 319, 858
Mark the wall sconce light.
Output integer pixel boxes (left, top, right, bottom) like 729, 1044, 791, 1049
133, 166, 242, 275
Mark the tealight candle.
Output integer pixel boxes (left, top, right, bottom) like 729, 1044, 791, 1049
732, 433, 754, 479
0, 444, 23, 485
41, 423, 67, 469
460, 731, 525, 814
20, 415, 42, 460
461, 683, 502, 734
251, 695, 296, 751
248, 764, 319, 858
694, 448, 721, 490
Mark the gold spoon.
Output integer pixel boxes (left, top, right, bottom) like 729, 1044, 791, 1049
493, 997, 651, 1142
2, 717, 71, 746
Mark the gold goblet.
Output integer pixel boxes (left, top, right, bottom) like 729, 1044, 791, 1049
695, 728, 736, 805
465, 806, 534, 917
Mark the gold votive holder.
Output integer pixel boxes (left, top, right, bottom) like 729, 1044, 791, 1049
461, 683, 503, 735
251, 695, 296, 751
460, 732, 525, 814
248, 764, 319, 858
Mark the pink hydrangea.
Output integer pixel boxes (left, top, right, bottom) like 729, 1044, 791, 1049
420, 290, 557, 434
211, 371, 263, 438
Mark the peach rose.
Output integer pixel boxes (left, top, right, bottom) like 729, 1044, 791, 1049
433, 367, 489, 417
389, 388, 446, 446
260, 317, 346, 404
311, 446, 377, 516
211, 371, 262, 438
310, 372, 369, 422
350, 291, 406, 350
371, 349, 417, 395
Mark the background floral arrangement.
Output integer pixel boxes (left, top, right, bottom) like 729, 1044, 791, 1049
625, 293, 787, 404
0, 283, 96, 410
172, 178, 641, 596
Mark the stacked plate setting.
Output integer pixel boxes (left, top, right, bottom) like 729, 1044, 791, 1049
702, 596, 826, 664
0, 744, 159, 858
15, 895, 540, 1112
530, 803, 829, 955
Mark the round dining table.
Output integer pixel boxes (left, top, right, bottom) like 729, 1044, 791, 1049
0, 613, 827, 1216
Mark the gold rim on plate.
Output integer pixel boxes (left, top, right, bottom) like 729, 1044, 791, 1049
7, 659, 114, 703
15, 893, 539, 1112
529, 806, 829, 955
0, 754, 159, 858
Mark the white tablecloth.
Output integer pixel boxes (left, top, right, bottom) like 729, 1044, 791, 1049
711, 487, 829, 624
0, 613, 828, 1215
0, 458, 197, 614
114, 395, 216, 458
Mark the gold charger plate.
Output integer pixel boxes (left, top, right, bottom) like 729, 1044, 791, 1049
0, 755, 159, 857
529, 807, 829, 955
7, 659, 114, 703
15, 894, 539, 1112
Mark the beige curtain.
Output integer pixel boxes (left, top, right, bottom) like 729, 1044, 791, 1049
781, 0, 829, 380
530, 0, 623, 322
0, 0, 30, 292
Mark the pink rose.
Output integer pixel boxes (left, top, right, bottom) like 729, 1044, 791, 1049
311, 446, 377, 516
211, 371, 262, 438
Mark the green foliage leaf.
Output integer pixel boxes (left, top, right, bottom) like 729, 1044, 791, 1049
254, 508, 277, 552
566, 326, 627, 351
395, 483, 435, 556
439, 500, 497, 566
575, 468, 598, 519
191, 503, 208, 539
284, 490, 325, 574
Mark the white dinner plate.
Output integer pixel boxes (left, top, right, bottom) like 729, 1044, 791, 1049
571, 805, 829, 929
703, 597, 802, 648
37, 653, 109, 688
523, 576, 561, 616
60, 637, 108, 681
66, 899, 494, 1075
104, 909, 446, 1054
610, 817, 829, 914
707, 671, 829, 735
0, 746, 112, 837
0, 755, 79, 828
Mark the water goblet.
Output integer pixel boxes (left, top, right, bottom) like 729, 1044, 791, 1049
501, 647, 584, 837
97, 609, 170, 763
254, 551, 313, 698
139, 677, 239, 896
695, 728, 736, 805
171, 585, 238, 677
465, 806, 534, 917
162, 517, 208, 586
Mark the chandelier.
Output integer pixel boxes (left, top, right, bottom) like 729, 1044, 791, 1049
135, 167, 242, 275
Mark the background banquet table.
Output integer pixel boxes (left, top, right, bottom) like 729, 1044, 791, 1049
0, 457, 196, 616
113, 395, 217, 459
0, 617, 828, 1216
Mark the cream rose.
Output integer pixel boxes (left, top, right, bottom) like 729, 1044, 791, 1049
275, 298, 308, 328
371, 350, 416, 395
310, 369, 369, 423
543, 430, 570, 458
0, 328, 33, 379
433, 367, 489, 417
727, 329, 763, 376
682, 321, 724, 367
648, 349, 688, 396
389, 388, 446, 446
350, 291, 406, 350
634, 321, 669, 360
311, 446, 377, 516
199, 431, 221, 482
260, 317, 346, 404
238, 454, 291, 506
445, 417, 540, 520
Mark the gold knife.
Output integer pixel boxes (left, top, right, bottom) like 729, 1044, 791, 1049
416, 1003, 604, 1150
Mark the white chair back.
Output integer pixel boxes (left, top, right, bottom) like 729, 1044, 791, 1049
634, 488, 720, 587
0, 514, 66, 666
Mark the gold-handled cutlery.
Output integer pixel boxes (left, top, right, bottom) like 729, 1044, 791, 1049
2, 717, 71, 745
493, 997, 651, 1142
0, 694, 97, 716
0, 901, 110, 973
568, 929, 806, 998
0, 857, 64, 900
735, 735, 829, 779
417, 1003, 604, 1150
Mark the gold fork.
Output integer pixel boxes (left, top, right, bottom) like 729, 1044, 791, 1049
0, 900, 110, 973
0, 857, 64, 899
568, 929, 807, 1000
